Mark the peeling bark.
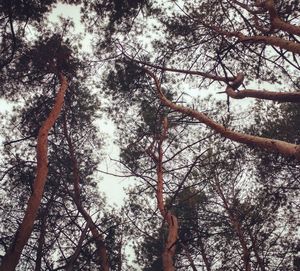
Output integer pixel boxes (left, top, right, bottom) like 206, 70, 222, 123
63, 116, 110, 271
145, 69, 300, 160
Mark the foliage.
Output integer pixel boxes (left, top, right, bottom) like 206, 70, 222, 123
0, 1, 299, 270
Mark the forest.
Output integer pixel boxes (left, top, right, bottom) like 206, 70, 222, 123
0, 0, 299, 270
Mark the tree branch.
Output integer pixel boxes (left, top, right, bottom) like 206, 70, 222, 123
143, 68, 300, 160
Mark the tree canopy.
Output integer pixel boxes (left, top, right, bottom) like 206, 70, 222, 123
0, 1, 299, 270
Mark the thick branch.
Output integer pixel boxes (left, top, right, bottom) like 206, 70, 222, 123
226, 87, 300, 102
203, 22, 300, 55
0, 74, 68, 271
144, 68, 300, 160
226, 73, 300, 102
257, 0, 300, 36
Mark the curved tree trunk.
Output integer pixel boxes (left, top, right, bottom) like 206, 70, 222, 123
148, 117, 179, 271
63, 116, 110, 271
0, 74, 68, 271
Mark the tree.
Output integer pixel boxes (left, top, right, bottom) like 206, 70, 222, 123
0, 1, 299, 270
0, 28, 115, 270
91, 1, 300, 270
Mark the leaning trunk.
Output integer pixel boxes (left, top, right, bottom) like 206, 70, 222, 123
0, 74, 68, 271
63, 116, 110, 271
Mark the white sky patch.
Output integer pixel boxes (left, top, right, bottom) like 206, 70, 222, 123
95, 117, 133, 207
48, 3, 92, 52
49, 4, 83, 31
0, 98, 13, 113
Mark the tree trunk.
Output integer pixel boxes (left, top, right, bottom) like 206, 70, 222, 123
34, 215, 46, 271
0, 74, 68, 271
150, 117, 178, 271
198, 237, 211, 271
162, 213, 178, 271
214, 180, 251, 271
63, 116, 110, 271
65, 223, 89, 271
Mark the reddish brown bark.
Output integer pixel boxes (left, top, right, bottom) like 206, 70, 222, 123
225, 73, 300, 102
149, 117, 179, 271
256, 0, 300, 36
0, 74, 68, 271
144, 69, 300, 160
63, 116, 110, 271
201, 21, 300, 55
238, 34, 300, 55
226, 87, 300, 102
